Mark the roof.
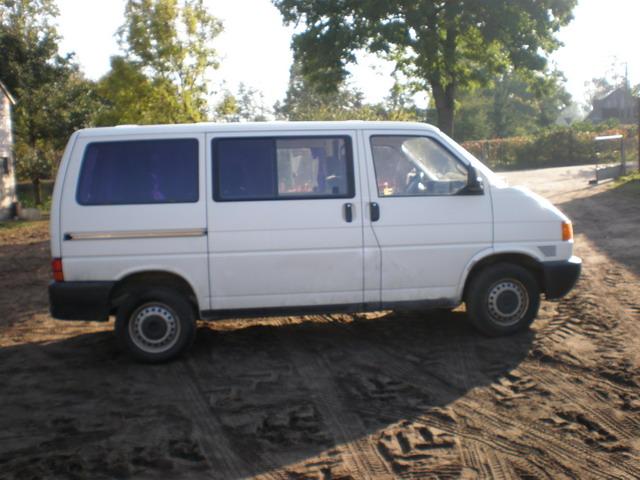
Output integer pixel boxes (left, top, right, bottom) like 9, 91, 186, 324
75, 120, 439, 138
593, 86, 634, 103
0, 81, 16, 105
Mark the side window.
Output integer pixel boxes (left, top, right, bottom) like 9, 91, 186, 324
371, 136, 468, 197
76, 138, 199, 205
213, 136, 354, 201
1, 157, 9, 176
215, 138, 276, 200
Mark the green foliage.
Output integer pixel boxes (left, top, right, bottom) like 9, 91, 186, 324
13, 140, 57, 204
462, 124, 638, 171
16, 180, 53, 210
215, 83, 271, 122
0, 219, 45, 230
0, 0, 61, 96
455, 69, 572, 141
97, 0, 222, 125
13, 141, 55, 181
613, 171, 640, 196
274, 61, 421, 121
95, 56, 187, 125
1, 0, 101, 201
273, 0, 576, 135
215, 91, 239, 122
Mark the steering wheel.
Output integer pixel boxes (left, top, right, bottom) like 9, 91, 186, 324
406, 169, 426, 194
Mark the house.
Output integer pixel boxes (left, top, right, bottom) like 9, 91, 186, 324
587, 86, 637, 123
0, 80, 17, 220
0, 81, 17, 220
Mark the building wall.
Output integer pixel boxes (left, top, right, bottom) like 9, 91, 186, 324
590, 88, 637, 123
0, 93, 17, 220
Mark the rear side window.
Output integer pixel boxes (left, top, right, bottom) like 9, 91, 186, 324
213, 136, 354, 201
76, 138, 199, 205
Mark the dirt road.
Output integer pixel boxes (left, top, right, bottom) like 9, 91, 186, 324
1, 166, 639, 479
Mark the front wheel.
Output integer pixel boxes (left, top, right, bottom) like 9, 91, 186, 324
115, 288, 196, 363
465, 263, 540, 336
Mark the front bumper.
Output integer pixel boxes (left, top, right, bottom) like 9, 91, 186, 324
49, 281, 114, 321
542, 256, 582, 299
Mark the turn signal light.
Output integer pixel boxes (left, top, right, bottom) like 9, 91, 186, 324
562, 221, 573, 241
51, 258, 64, 282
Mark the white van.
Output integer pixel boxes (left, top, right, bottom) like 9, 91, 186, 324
49, 121, 581, 362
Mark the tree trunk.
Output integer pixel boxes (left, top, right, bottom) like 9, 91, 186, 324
32, 178, 41, 206
431, 81, 455, 137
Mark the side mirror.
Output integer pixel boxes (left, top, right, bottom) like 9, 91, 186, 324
463, 165, 484, 195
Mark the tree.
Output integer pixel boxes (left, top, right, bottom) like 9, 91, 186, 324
1, 0, 100, 203
214, 83, 271, 122
234, 83, 270, 122
13, 141, 56, 205
0, 0, 60, 96
100, 0, 223, 124
275, 60, 420, 121
456, 68, 571, 140
95, 56, 186, 125
274, 62, 368, 121
214, 91, 239, 122
273, 0, 576, 135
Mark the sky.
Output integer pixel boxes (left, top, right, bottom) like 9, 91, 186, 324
56, 0, 640, 110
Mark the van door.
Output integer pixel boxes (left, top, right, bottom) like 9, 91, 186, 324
361, 130, 493, 304
206, 131, 365, 311
60, 133, 210, 308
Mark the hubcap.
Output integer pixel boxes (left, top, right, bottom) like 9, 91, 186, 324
487, 279, 529, 326
128, 303, 180, 354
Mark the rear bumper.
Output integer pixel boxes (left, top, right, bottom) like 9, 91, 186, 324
49, 281, 114, 321
542, 256, 582, 299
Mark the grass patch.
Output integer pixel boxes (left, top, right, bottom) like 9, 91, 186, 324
0, 220, 45, 231
613, 171, 640, 194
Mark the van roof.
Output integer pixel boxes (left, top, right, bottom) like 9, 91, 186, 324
75, 120, 440, 137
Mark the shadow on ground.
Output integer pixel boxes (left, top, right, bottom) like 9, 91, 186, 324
558, 179, 640, 277
0, 310, 534, 479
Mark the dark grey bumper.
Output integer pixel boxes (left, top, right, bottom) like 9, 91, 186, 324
542, 256, 582, 299
49, 281, 114, 321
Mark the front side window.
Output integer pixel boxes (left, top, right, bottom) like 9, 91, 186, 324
371, 136, 468, 197
77, 138, 199, 205
213, 136, 353, 201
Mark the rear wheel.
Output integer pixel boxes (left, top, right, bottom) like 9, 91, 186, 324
115, 288, 196, 363
465, 263, 540, 336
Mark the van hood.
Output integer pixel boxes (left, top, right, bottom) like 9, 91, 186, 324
491, 184, 569, 224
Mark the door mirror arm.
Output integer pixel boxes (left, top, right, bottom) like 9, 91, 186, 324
460, 165, 484, 195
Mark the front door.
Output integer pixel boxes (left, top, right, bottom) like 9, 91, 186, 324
362, 130, 493, 304
206, 130, 365, 311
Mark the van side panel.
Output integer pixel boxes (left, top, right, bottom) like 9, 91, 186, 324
206, 130, 365, 310
50, 132, 79, 259
59, 133, 210, 311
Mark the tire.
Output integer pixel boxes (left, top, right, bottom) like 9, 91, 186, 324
465, 263, 540, 336
115, 287, 196, 363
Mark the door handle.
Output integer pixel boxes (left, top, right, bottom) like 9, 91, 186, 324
370, 202, 380, 222
344, 203, 353, 223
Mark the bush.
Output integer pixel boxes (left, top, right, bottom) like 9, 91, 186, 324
462, 124, 638, 171
17, 180, 54, 211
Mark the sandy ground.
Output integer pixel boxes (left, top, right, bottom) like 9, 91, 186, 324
1, 164, 639, 479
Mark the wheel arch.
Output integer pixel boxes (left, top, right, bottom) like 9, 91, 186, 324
460, 250, 544, 302
108, 270, 200, 317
